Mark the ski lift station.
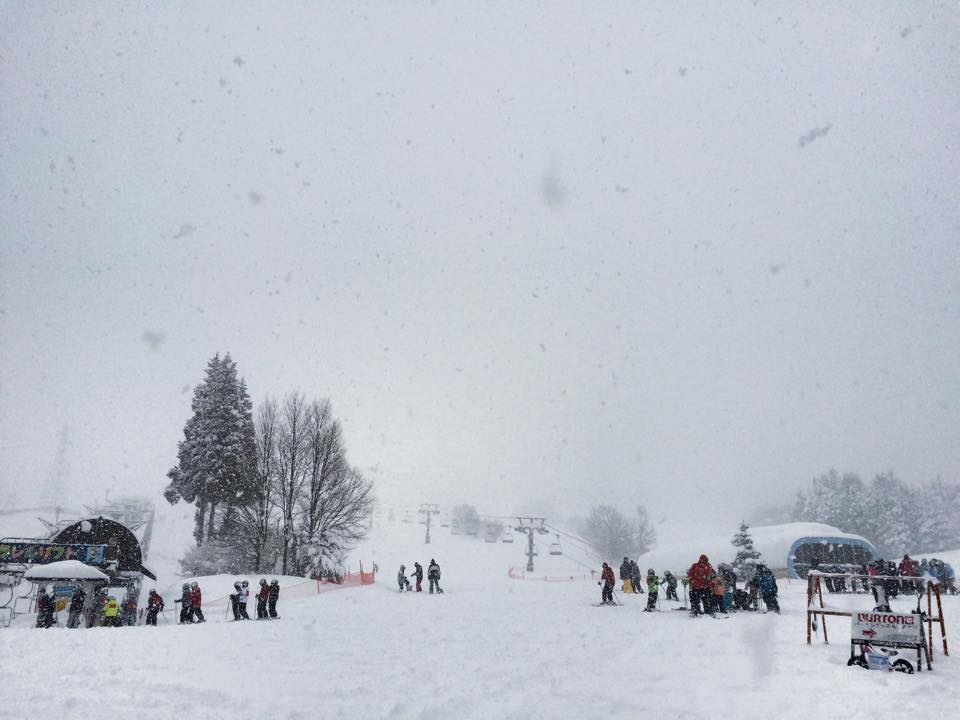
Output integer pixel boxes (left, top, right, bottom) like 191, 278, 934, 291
638, 522, 878, 579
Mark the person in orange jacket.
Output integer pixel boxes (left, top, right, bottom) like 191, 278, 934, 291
711, 575, 727, 615
599, 562, 616, 605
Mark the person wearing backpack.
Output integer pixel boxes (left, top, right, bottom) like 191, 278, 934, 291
427, 559, 442, 594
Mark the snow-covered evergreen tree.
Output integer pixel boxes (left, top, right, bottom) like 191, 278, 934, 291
731, 521, 762, 577
164, 353, 257, 545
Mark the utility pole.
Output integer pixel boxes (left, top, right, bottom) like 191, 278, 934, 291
420, 503, 439, 544
514, 516, 548, 572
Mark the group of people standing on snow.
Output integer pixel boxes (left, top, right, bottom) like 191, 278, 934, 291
615, 557, 679, 610
398, 559, 443, 594
686, 555, 779, 616
599, 554, 779, 616
227, 578, 281, 620
36, 585, 140, 629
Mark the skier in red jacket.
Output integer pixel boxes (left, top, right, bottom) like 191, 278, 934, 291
189, 582, 205, 623
600, 562, 616, 605
686, 554, 716, 616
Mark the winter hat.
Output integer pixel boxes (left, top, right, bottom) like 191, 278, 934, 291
699, 554, 709, 563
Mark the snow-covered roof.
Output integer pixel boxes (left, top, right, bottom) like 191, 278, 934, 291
23, 559, 110, 581
638, 522, 876, 576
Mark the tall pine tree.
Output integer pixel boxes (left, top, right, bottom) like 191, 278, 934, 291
731, 521, 762, 577
165, 353, 257, 545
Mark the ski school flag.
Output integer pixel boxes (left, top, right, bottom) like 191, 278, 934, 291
851, 611, 923, 649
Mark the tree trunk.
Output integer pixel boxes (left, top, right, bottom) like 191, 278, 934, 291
208, 500, 218, 540
194, 500, 207, 546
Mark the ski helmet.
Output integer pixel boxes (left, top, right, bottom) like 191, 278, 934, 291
234, 582, 241, 589
259, 578, 267, 585
182, 583, 189, 590
242, 580, 249, 587
191, 582, 199, 588
647, 568, 655, 575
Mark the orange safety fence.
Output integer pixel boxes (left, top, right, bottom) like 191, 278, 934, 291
204, 564, 375, 606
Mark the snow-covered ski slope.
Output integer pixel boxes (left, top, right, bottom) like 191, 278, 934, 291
2, 514, 958, 720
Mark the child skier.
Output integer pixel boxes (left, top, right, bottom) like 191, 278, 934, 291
711, 575, 727, 615
230, 582, 242, 620
238, 580, 251, 619
663, 571, 679, 601
190, 581, 205, 623
268, 580, 280, 618
145, 589, 164, 625
600, 562, 616, 605
644, 569, 660, 611
397, 565, 412, 591
256, 579, 270, 619
175, 583, 193, 623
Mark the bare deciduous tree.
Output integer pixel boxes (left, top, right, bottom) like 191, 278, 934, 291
275, 391, 309, 574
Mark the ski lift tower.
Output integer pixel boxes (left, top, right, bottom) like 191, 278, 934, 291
419, 503, 439, 544
515, 516, 549, 572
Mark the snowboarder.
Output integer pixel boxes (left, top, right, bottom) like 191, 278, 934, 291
757, 565, 779, 613
599, 562, 616, 605
427, 559, 442, 594
397, 565, 412, 591
238, 580, 251, 619
67, 586, 86, 629
145, 589, 164, 626
619, 557, 633, 593
663, 571, 679, 601
190, 582, 205, 623
686, 554, 715, 616
644, 569, 660, 611
256, 579, 270, 619
629, 560, 642, 593
410, 562, 424, 592
230, 582, 242, 620
175, 582, 193, 623
35, 587, 56, 628
268, 580, 280, 618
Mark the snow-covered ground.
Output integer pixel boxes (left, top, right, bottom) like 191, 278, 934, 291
2, 515, 957, 720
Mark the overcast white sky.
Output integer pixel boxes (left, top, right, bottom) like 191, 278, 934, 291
1, 2, 958, 531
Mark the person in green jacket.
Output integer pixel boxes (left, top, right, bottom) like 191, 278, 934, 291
644, 569, 660, 611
